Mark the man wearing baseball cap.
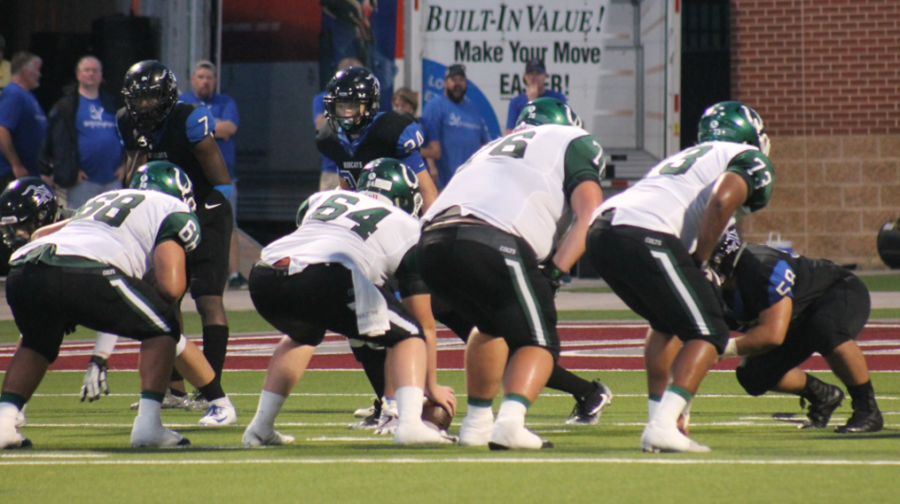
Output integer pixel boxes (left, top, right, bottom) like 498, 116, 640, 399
420, 63, 492, 189
505, 58, 567, 134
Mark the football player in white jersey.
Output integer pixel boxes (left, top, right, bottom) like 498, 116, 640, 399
586, 101, 775, 453
242, 158, 456, 447
417, 97, 605, 450
0, 174, 239, 429
0, 162, 201, 449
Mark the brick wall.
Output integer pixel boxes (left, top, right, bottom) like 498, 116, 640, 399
730, 0, 900, 267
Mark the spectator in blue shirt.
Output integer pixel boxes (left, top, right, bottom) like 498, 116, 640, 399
0, 52, 46, 187
39, 56, 123, 210
505, 58, 567, 134
313, 56, 361, 191
181, 60, 245, 289
420, 64, 491, 189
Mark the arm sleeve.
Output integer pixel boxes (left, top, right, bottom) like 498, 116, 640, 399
156, 212, 201, 253
398, 151, 427, 173
765, 260, 796, 306
396, 246, 430, 298
562, 135, 605, 200
725, 149, 775, 212
185, 106, 216, 145
396, 121, 425, 155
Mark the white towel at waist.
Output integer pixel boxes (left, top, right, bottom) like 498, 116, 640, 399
348, 263, 390, 337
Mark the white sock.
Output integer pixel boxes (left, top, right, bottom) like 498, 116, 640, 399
648, 397, 660, 423
384, 396, 398, 415
495, 398, 528, 428
251, 390, 287, 429
0, 402, 20, 426
92, 332, 119, 359
465, 403, 494, 423
395, 386, 424, 425
138, 398, 162, 418
211, 396, 233, 409
653, 390, 689, 429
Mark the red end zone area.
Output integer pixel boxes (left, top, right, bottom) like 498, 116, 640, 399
2, 322, 900, 372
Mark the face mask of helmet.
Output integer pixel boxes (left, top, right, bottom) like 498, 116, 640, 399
1, 221, 38, 251
333, 100, 366, 133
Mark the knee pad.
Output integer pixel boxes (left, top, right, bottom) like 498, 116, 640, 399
175, 334, 187, 357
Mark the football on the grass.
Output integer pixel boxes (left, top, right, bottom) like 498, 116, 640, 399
422, 400, 453, 431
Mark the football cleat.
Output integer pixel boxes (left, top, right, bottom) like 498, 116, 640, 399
242, 424, 295, 447
373, 406, 399, 435
835, 408, 884, 434
130, 390, 186, 411
228, 273, 249, 290
183, 391, 210, 412
353, 406, 376, 418
641, 422, 710, 453
800, 384, 844, 429
393, 421, 455, 445
566, 380, 613, 425
130, 415, 190, 448
198, 402, 238, 427
488, 419, 552, 450
349, 398, 382, 430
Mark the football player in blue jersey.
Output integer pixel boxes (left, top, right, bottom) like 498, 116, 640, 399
316, 66, 440, 427
316, 66, 438, 206
712, 227, 883, 433
117, 61, 234, 422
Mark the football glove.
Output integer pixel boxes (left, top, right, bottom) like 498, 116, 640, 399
539, 257, 563, 297
80, 355, 109, 402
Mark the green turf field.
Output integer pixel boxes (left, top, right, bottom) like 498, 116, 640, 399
1, 369, 898, 503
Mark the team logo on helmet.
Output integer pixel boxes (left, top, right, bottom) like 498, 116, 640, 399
22, 185, 54, 207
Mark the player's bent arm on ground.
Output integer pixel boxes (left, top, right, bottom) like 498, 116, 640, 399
732, 296, 792, 357
552, 181, 604, 272
400, 293, 457, 417
30, 218, 71, 242
192, 135, 232, 186
692, 172, 749, 265
152, 240, 188, 305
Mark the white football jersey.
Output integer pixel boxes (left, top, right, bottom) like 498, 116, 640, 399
422, 124, 604, 260
260, 190, 420, 285
593, 141, 774, 251
12, 189, 199, 278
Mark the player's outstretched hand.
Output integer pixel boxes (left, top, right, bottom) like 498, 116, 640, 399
425, 384, 457, 418
80, 355, 109, 402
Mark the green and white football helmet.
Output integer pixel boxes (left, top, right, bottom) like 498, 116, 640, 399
516, 97, 583, 128
698, 101, 771, 156
130, 161, 196, 211
358, 158, 423, 217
